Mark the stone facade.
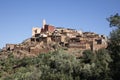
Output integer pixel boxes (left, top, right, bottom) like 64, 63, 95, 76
2, 20, 108, 55
6, 44, 16, 51
32, 27, 41, 36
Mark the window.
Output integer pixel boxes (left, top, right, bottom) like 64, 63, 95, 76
35, 30, 37, 33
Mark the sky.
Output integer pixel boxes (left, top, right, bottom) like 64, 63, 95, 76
0, 0, 120, 48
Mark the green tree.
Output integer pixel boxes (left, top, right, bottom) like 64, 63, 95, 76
94, 49, 112, 80
39, 50, 80, 80
0, 49, 112, 80
107, 13, 120, 28
107, 13, 120, 79
80, 49, 112, 80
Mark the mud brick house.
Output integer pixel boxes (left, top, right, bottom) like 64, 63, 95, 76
41, 24, 55, 33
2, 19, 108, 55
6, 44, 16, 51
30, 20, 107, 52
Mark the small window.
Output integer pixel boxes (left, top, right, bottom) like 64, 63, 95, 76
35, 30, 37, 33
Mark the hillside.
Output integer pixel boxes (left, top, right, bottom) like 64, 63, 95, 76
0, 49, 112, 80
0, 13, 120, 80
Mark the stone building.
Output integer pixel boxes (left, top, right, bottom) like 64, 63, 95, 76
30, 20, 108, 52
41, 24, 55, 33
2, 20, 108, 55
32, 27, 41, 36
6, 44, 16, 51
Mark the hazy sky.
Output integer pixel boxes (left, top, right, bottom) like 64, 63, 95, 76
0, 0, 120, 48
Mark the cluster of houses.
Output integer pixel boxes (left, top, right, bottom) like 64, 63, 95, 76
2, 20, 107, 55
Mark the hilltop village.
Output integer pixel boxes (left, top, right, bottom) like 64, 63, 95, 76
1, 20, 107, 57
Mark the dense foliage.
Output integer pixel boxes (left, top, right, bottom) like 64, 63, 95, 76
107, 13, 120, 80
0, 49, 112, 80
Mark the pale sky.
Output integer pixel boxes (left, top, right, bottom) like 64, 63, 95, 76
0, 0, 120, 48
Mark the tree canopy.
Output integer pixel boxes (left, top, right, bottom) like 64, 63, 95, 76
0, 49, 112, 80
107, 13, 120, 80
